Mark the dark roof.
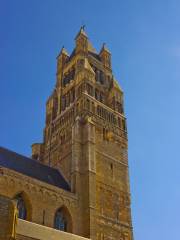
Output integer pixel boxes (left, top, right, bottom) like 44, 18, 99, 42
69, 48, 76, 61
88, 51, 101, 61
0, 146, 70, 191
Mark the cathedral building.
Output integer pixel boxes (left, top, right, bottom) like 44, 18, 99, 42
0, 27, 133, 240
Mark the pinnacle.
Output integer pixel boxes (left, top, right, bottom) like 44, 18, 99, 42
60, 46, 69, 55
75, 25, 88, 39
57, 46, 69, 59
100, 42, 111, 54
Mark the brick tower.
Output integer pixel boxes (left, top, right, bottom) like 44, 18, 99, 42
32, 27, 133, 240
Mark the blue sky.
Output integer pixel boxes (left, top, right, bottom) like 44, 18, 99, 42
0, 0, 180, 239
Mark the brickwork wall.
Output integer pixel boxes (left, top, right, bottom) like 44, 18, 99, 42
0, 194, 89, 240
95, 125, 133, 240
0, 169, 79, 234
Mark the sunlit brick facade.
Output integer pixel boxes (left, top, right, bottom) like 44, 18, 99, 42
0, 27, 133, 240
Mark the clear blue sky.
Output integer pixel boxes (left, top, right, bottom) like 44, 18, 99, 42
0, 0, 180, 239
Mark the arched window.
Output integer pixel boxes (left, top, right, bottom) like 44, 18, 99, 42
54, 208, 67, 231
16, 195, 27, 220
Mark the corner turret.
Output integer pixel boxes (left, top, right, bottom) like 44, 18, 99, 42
99, 43, 111, 69
75, 26, 88, 54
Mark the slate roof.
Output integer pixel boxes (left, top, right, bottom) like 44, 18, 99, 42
88, 51, 101, 61
0, 146, 70, 191
69, 48, 76, 61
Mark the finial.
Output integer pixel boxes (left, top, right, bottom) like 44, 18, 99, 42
80, 19, 86, 30
100, 42, 110, 54
75, 25, 88, 39
102, 43, 107, 51
80, 25, 86, 32
60, 46, 67, 54
57, 46, 69, 59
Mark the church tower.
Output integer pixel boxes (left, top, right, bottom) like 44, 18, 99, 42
32, 27, 133, 240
